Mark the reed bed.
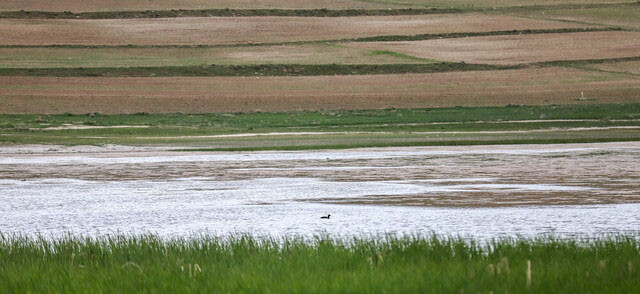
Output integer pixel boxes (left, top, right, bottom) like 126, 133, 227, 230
1, 234, 639, 293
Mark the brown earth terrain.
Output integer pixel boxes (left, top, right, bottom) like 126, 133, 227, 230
0, 14, 596, 45
1, 67, 638, 114
0, 0, 410, 12
592, 60, 640, 75
0, 45, 431, 68
346, 31, 640, 65
0, 0, 633, 12
510, 6, 640, 30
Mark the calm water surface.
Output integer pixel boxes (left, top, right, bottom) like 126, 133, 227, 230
1, 142, 639, 239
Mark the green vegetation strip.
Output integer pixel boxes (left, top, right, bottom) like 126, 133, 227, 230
2, 104, 639, 146
535, 56, 640, 67
348, 27, 625, 42
0, 2, 637, 19
1, 235, 639, 293
2, 55, 639, 77
0, 63, 517, 77
3, 104, 638, 129
0, 8, 460, 19
0, 27, 624, 49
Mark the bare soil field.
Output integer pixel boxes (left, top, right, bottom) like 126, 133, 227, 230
592, 61, 640, 75
1, 67, 638, 114
362, 0, 638, 9
0, 0, 398, 12
0, 45, 432, 68
0, 0, 632, 11
511, 7, 640, 29
346, 31, 640, 65
0, 14, 595, 46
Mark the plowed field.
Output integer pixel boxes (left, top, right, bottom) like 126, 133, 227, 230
2, 67, 638, 114
346, 31, 640, 65
0, 14, 595, 45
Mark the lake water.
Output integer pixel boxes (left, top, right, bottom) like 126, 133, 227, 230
1, 142, 639, 239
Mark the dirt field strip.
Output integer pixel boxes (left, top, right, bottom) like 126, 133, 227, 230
506, 6, 640, 30
1, 67, 638, 113
346, 31, 640, 65
0, 0, 421, 12
0, 1, 636, 15
0, 14, 597, 46
0, 27, 617, 50
0, 44, 438, 68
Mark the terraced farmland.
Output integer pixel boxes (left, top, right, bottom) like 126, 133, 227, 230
0, 2, 638, 114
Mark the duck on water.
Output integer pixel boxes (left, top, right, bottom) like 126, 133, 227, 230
321, 214, 331, 219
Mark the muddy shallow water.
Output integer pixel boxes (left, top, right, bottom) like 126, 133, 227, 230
1, 142, 639, 239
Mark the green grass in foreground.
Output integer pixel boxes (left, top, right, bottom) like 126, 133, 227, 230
1, 235, 639, 293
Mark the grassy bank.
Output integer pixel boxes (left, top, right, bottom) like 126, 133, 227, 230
1, 104, 639, 147
1, 234, 639, 293
3, 104, 639, 128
